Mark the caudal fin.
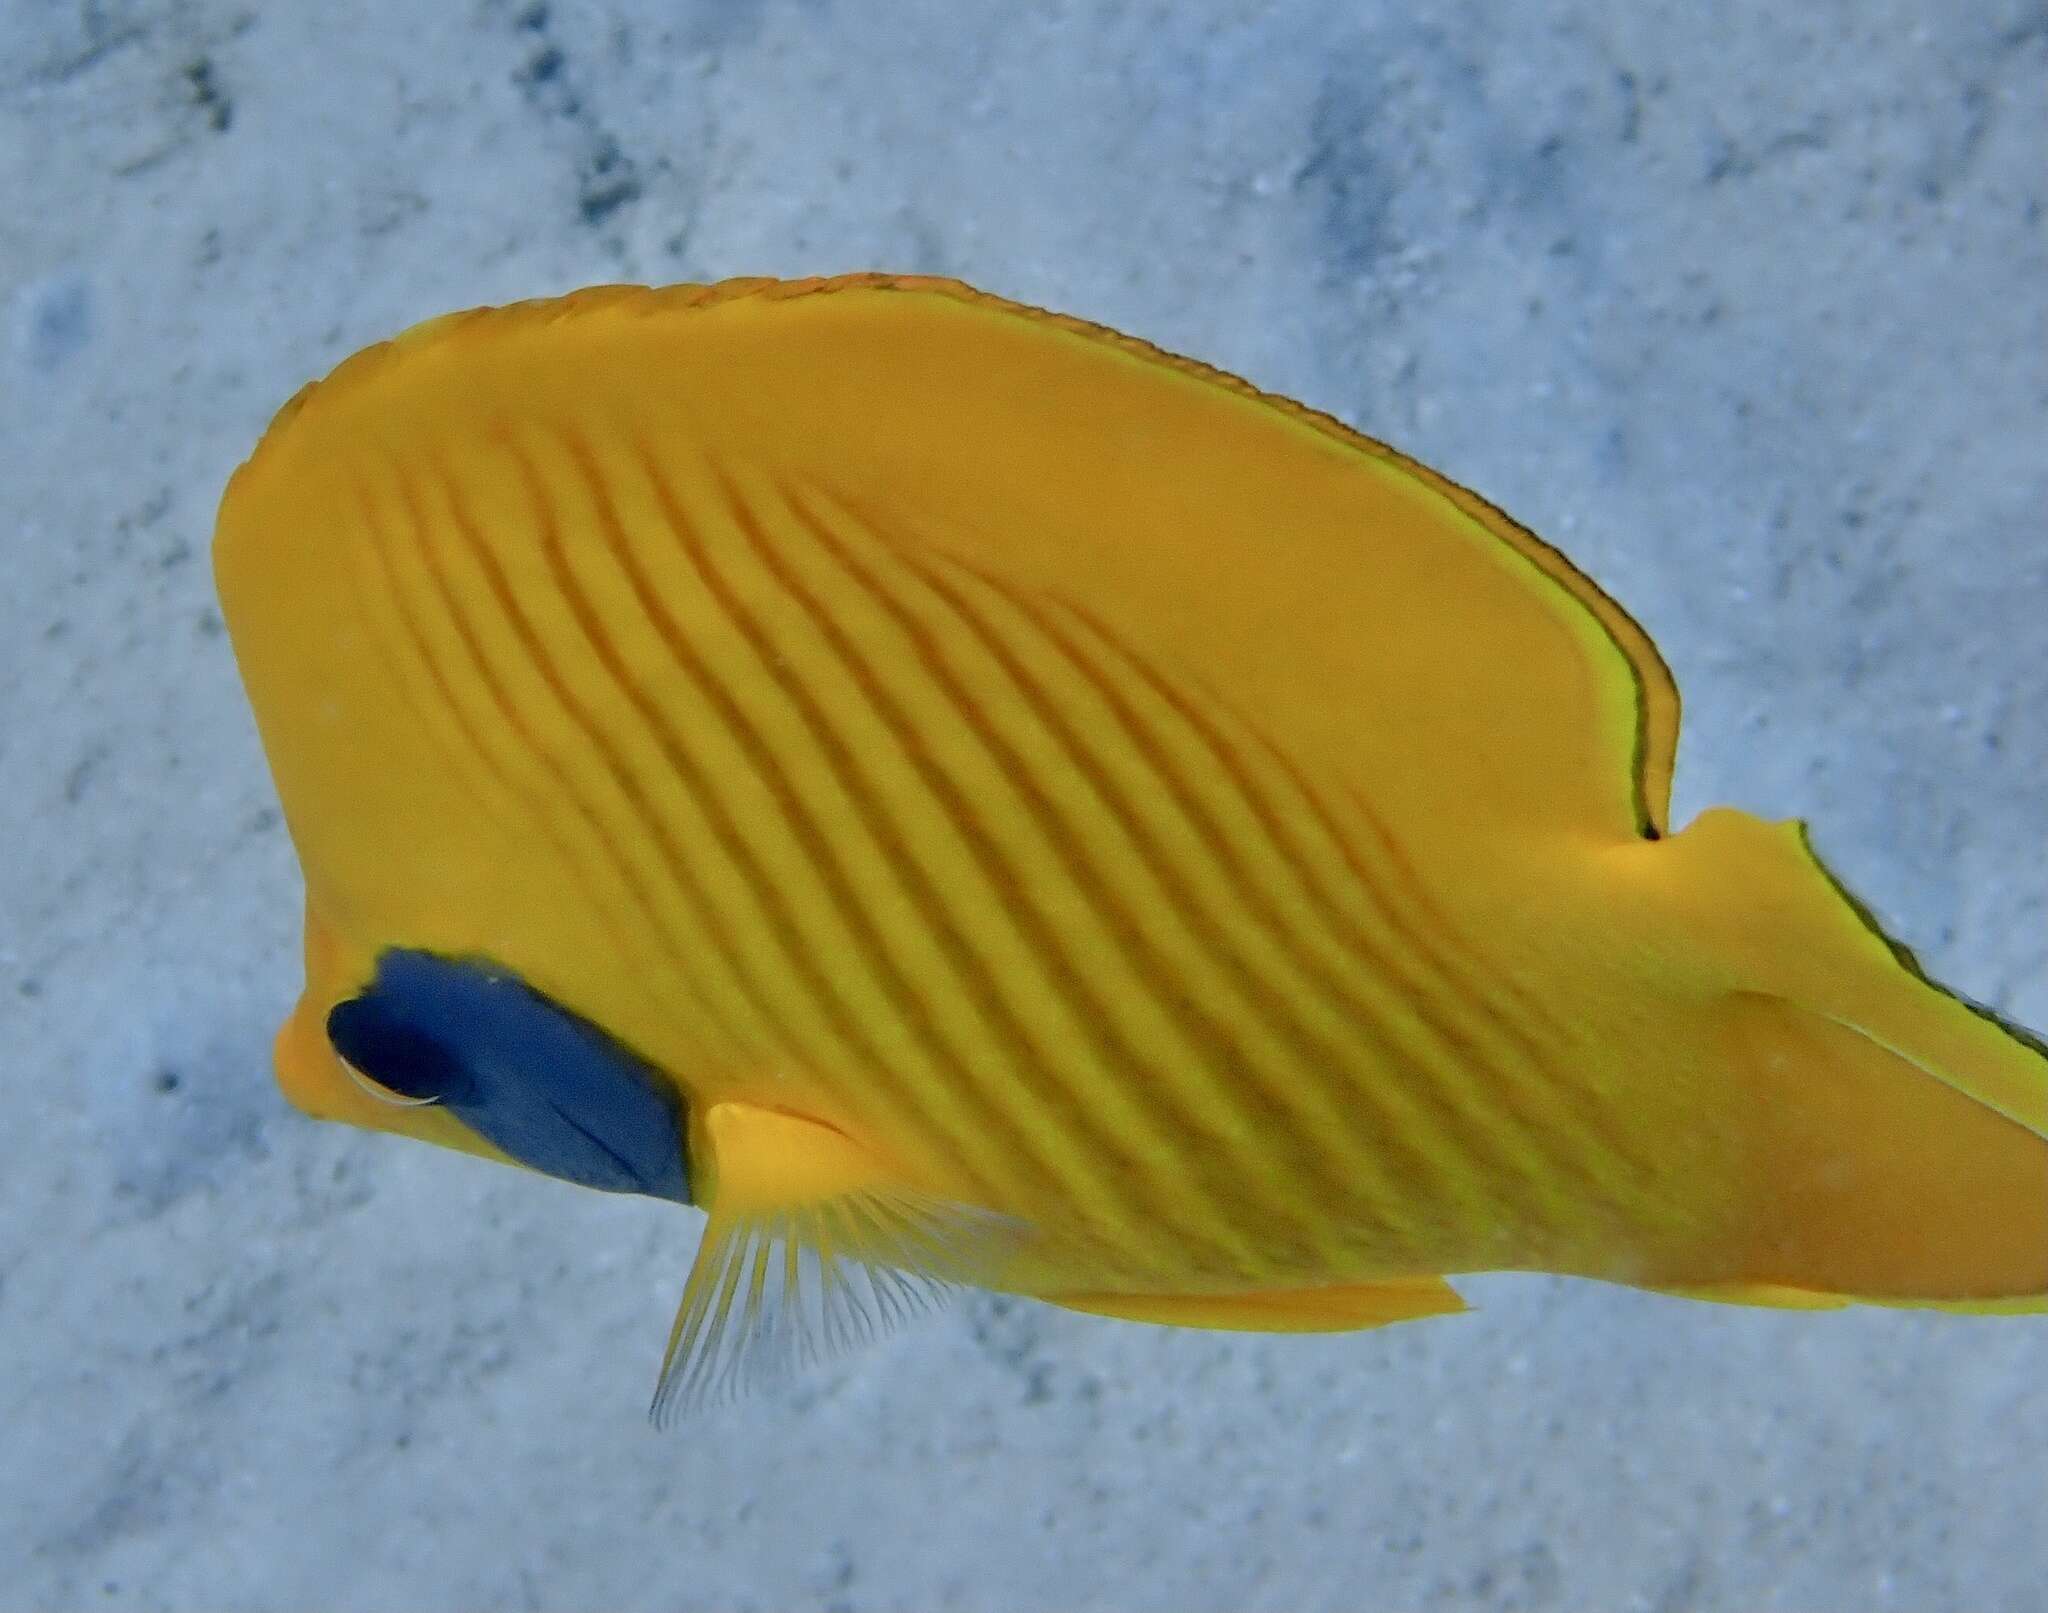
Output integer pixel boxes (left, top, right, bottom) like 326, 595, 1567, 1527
1716, 988, 2048, 1308
1654, 808, 2048, 1311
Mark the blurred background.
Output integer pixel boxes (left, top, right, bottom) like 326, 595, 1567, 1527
3, 2, 2043, 1608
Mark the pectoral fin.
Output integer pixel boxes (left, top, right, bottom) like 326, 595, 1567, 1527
650, 1101, 1021, 1424
1049, 1276, 1467, 1333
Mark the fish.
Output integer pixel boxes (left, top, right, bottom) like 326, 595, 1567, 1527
212, 274, 2048, 1419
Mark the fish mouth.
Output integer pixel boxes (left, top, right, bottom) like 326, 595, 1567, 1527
271, 901, 389, 1125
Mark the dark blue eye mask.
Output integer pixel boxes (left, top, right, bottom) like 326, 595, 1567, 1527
326, 949, 691, 1205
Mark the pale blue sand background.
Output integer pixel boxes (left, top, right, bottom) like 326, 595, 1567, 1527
3, 3, 2045, 1608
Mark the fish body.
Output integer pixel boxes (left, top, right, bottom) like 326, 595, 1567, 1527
214, 276, 2048, 1414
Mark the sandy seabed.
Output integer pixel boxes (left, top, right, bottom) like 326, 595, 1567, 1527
3, 3, 2044, 1609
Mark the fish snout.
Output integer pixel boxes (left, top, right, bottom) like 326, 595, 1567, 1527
273, 988, 350, 1120
271, 903, 395, 1127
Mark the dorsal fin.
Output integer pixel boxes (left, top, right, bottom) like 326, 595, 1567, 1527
221, 274, 1681, 852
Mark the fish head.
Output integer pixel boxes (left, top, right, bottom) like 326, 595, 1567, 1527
213, 389, 685, 1191
272, 899, 487, 1152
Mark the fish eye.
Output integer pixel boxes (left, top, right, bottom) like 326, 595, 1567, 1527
336, 1052, 442, 1108
323, 948, 692, 1205
326, 992, 469, 1106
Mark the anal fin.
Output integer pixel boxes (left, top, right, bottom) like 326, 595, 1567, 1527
651, 1101, 1019, 1424
1649, 1280, 1850, 1311
1650, 1280, 2047, 1316
1049, 1276, 1466, 1333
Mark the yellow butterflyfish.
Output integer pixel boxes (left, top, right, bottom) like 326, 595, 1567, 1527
212, 275, 2048, 1421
